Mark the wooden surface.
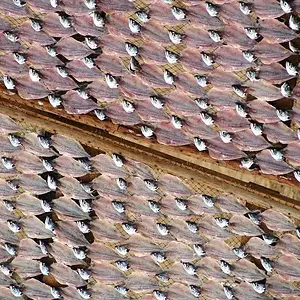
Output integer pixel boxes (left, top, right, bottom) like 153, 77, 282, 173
1, 88, 300, 219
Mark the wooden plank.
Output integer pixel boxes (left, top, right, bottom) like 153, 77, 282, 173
0, 96, 300, 219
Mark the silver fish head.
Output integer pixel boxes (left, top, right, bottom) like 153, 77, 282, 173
50, 0, 59, 8
260, 257, 273, 273
296, 227, 300, 239
262, 233, 278, 245
51, 287, 62, 299
269, 149, 284, 161
195, 98, 209, 109
171, 6, 186, 20
246, 70, 260, 82
189, 285, 201, 297
200, 111, 214, 125
3, 75, 15, 90
242, 50, 257, 62
195, 75, 208, 87
144, 179, 158, 191
135, 10, 150, 23
56, 66, 69, 78
164, 69, 175, 85
13, 52, 26, 64
157, 223, 169, 236
115, 285, 129, 296
95, 109, 106, 121
208, 30, 222, 42
40, 262, 50, 275
181, 261, 197, 275
45, 46, 57, 57
112, 153, 124, 167
13, 0, 26, 7
1, 157, 14, 170
233, 247, 247, 258
235, 103, 248, 118
72, 247, 86, 260
115, 260, 129, 271
232, 85, 247, 98
285, 61, 298, 76
41, 200, 52, 212
219, 130, 232, 143
7, 220, 21, 233
250, 122, 263, 136
249, 281, 266, 294
10, 285, 22, 297
84, 0, 96, 10
244, 27, 259, 39
112, 201, 126, 213
77, 288, 91, 299
77, 268, 91, 280
45, 216, 55, 233
3, 31, 19, 42
151, 251, 166, 263
125, 42, 138, 56
168, 30, 183, 44
39, 240, 49, 255
43, 159, 54, 172
129, 56, 141, 72
79, 199, 92, 213
215, 217, 229, 228
148, 200, 160, 213
122, 223, 137, 235
186, 221, 198, 233
30, 18, 43, 31
81, 183, 94, 194
7, 180, 19, 190
59, 13, 72, 28
289, 41, 299, 53
128, 18, 141, 33
0, 264, 13, 276
3, 200, 15, 211
29, 67, 41, 82
193, 244, 206, 257
115, 245, 129, 256
90, 11, 105, 27
220, 260, 232, 275
223, 285, 234, 299
194, 137, 207, 152
201, 52, 214, 66
122, 100, 135, 113
4, 243, 17, 256
38, 135, 51, 149
117, 178, 127, 190
280, 0, 292, 13
150, 95, 165, 109
294, 170, 300, 183
76, 221, 90, 233
239, 2, 252, 15
78, 158, 92, 172
141, 125, 154, 138
85, 36, 98, 49
47, 175, 57, 190
246, 211, 261, 225
165, 49, 179, 64
153, 290, 168, 300
206, 1, 219, 16
81, 56, 95, 69
48, 94, 62, 108
105, 73, 118, 89
171, 115, 183, 129
240, 157, 255, 170
276, 109, 290, 121
175, 198, 188, 211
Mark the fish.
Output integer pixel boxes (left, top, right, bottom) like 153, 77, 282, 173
196, 257, 230, 280
264, 122, 297, 144
11, 256, 42, 278
59, 177, 94, 199
87, 79, 123, 102
90, 218, 124, 242
276, 233, 300, 258
17, 174, 50, 195
204, 239, 239, 262
164, 241, 195, 261
141, 21, 171, 44
275, 255, 300, 281
91, 283, 126, 300
223, 24, 256, 49
267, 274, 300, 296
201, 280, 229, 300
214, 45, 255, 71
260, 209, 295, 231
66, 60, 102, 81
176, 72, 205, 95
185, 26, 218, 48
0, 0, 28, 17
233, 259, 266, 282
136, 100, 169, 123
95, 54, 125, 76
55, 37, 93, 60
18, 238, 47, 259
127, 234, 162, 255
220, 1, 254, 25
256, 150, 294, 175
72, 14, 107, 37
23, 278, 54, 299
42, 12, 75, 37
128, 177, 160, 199
181, 47, 214, 72
247, 100, 279, 124
259, 18, 298, 43
50, 263, 87, 287
167, 262, 199, 285
230, 214, 264, 236
247, 80, 283, 102
92, 0, 135, 12
258, 63, 294, 84
215, 194, 248, 214
159, 174, 192, 197
88, 242, 121, 262
198, 216, 233, 239
55, 221, 89, 247
27, 45, 62, 68
130, 255, 162, 274
234, 282, 270, 299
15, 193, 45, 215
91, 261, 126, 283
215, 109, 250, 132
126, 273, 158, 293
0, 55, 27, 77
155, 122, 192, 146
254, 0, 285, 19
52, 156, 90, 177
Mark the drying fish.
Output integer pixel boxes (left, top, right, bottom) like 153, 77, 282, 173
15, 193, 45, 215
262, 233, 279, 245
126, 273, 158, 293
234, 259, 266, 282
159, 174, 191, 196
260, 209, 295, 231
261, 257, 273, 273
275, 255, 300, 280
267, 273, 300, 296
196, 257, 229, 281
276, 233, 300, 258
216, 194, 248, 214
125, 42, 138, 57
18, 238, 46, 259
12, 52, 25, 65
246, 211, 261, 225
205, 239, 238, 262
72, 247, 86, 260
198, 216, 233, 239
286, 61, 298, 76
59, 177, 94, 199
136, 10, 150, 23
88, 242, 122, 262
245, 237, 279, 259
92, 261, 126, 283
91, 218, 124, 242
259, 62, 293, 84
289, 15, 300, 30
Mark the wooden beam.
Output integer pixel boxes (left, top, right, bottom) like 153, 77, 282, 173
0, 92, 299, 219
